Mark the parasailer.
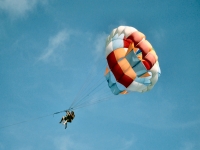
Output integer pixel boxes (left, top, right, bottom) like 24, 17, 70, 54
105, 26, 161, 95
59, 111, 75, 129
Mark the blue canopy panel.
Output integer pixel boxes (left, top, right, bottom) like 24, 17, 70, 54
125, 50, 152, 86
104, 68, 127, 95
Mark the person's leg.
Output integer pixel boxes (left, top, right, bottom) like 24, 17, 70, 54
64, 120, 68, 129
59, 117, 64, 123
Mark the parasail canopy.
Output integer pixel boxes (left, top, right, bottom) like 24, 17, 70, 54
105, 26, 161, 95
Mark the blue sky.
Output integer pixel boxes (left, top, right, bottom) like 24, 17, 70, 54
0, 0, 200, 150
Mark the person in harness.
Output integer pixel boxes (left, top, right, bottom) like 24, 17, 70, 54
59, 111, 75, 129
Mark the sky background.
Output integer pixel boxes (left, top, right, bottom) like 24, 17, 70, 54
0, 0, 200, 150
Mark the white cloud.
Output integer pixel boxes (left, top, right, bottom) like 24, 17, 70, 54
0, 0, 48, 18
17, 146, 33, 150
151, 28, 166, 43
106, 97, 200, 130
121, 136, 136, 150
174, 119, 200, 129
105, 134, 136, 150
93, 32, 108, 62
53, 136, 92, 150
0, 143, 4, 150
180, 141, 195, 150
38, 29, 70, 63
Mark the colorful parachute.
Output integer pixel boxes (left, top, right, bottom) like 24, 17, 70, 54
105, 26, 161, 95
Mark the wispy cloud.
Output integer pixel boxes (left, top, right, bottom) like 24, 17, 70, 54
150, 27, 166, 43
17, 146, 33, 150
180, 141, 195, 150
121, 136, 136, 150
93, 32, 107, 62
53, 136, 92, 150
0, 0, 48, 18
105, 134, 136, 150
108, 97, 200, 130
38, 29, 70, 63
0, 143, 4, 150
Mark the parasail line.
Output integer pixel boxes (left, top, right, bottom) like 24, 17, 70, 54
0, 113, 54, 129
71, 78, 105, 108
70, 59, 106, 108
